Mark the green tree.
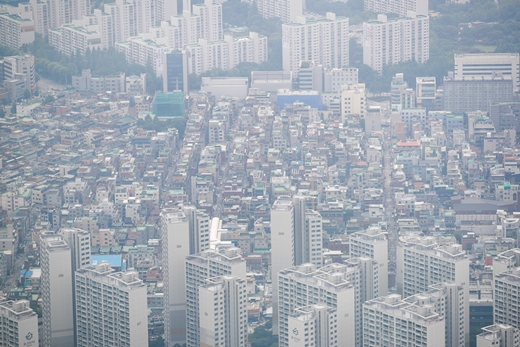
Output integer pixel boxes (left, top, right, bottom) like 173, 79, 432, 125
0, 108, 5, 118
23, 89, 31, 100
149, 337, 165, 347
10, 103, 16, 114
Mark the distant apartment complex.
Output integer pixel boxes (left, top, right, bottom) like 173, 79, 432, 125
364, 0, 428, 16
242, 0, 303, 23
363, 13, 429, 73
282, 13, 349, 73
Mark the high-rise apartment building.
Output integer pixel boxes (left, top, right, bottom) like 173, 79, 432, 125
396, 235, 470, 298
282, 12, 349, 73
247, 0, 303, 23
198, 275, 248, 347
0, 299, 39, 346
494, 269, 520, 329
0, 6, 35, 49
416, 76, 436, 109
364, 0, 428, 16
454, 53, 520, 92
185, 247, 246, 347
47, 0, 90, 29
349, 225, 389, 297
477, 324, 520, 347
103, 0, 137, 43
278, 263, 356, 347
60, 228, 91, 271
40, 233, 75, 347
287, 305, 338, 347
75, 263, 148, 347
160, 206, 210, 347
363, 293, 445, 347
192, 0, 222, 42
404, 283, 466, 347
271, 196, 324, 334
363, 13, 429, 74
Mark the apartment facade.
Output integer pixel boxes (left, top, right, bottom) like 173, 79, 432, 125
0, 299, 39, 347
363, 13, 429, 74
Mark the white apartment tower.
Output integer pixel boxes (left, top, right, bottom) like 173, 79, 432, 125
185, 247, 246, 347
0, 299, 39, 346
364, 0, 428, 16
60, 228, 91, 271
288, 305, 338, 347
160, 207, 210, 347
252, 0, 303, 23
494, 269, 520, 329
363, 13, 429, 74
396, 235, 470, 297
493, 249, 520, 278
75, 263, 148, 347
349, 225, 388, 296
282, 13, 349, 73
454, 53, 520, 92
271, 196, 324, 334
477, 324, 520, 347
363, 294, 446, 347
47, 0, 91, 29
404, 283, 467, 347
396, 235, 470, 345
40, 233, 75, 347
198, 275, 248, 347
192, 0, 223, 42
278, 263, 356, 347
103, 0, 138, 43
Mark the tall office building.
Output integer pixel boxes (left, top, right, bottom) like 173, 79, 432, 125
282, 12, 349, 73
404, 283, 466, 347
40, 233, 74, 347
278, 263, 356, 347
363, 13, 429, 74
160, 206, 210, 347
198, 275, 248, 347
364, 0, 428, 16
454, 53, 520, 92
363, 294, 446, 347
416, 76, 436, 109
494, 269, 520, 329
163, 49, 188, 94
477, 324, 520, 347
288, 305, 338, 347
349, 225, 388, 296
185, 247, 246, 347
0, 299, 39, 346
75, 263, 148, 347
271, 196, 324, 334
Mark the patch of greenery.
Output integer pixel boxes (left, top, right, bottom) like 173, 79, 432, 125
137, 115, 187, 138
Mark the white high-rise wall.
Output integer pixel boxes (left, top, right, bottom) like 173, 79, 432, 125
287, 305, 338, 347
494, 269, 520, 330
364, 0, 428, 16
340, 83, 366, 123
198, 276, 248, 347
0, 299, 39, 346
0, 5, 35, 49
160, 209, 191, 347
60, 228, 91, 271
396, 235, 470, 345
75, 263, 148, 347
278, 263, 356, 347
271, 196, 295, 335
477, 325, 520, 347
40, 233, 75, 347
404, 283, 467, 347
251, 0, 303, 23
185, 247, 246, 347
363, 294, 446, 347
47, 0, 90, 29
363, 13, 429, 73
282, 12, 349, 73
349, 225, 388, 296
